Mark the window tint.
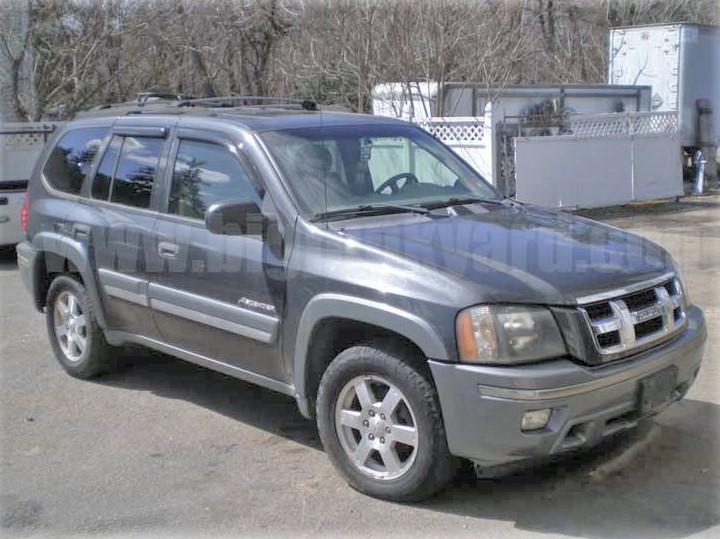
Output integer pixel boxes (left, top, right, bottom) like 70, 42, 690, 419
110, 136, 164, 209
168, 140, 261, 219
43, 127, 108, 195
91, 136, 122, 200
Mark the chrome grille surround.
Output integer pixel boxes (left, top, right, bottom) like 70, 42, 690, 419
577, 272, 687, 361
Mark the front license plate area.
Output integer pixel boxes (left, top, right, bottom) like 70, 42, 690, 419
638, 366, 678, 416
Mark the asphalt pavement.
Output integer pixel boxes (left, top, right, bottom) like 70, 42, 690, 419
1, 196, 719, 538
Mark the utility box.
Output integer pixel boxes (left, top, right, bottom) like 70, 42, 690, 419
608, 23, 720, 148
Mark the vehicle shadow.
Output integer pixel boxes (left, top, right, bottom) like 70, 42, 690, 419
575, 196, 720, 221
97, 346, 718, 539
0, 245, 18, 270
96, 346, 322, 451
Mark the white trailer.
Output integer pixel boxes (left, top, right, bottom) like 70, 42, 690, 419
371, 82, 439, 121
0, 122, 57, 246
608, 23, 720, 148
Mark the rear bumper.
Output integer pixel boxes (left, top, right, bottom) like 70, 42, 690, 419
429, 305, 706, 466
16, 240, 38, 305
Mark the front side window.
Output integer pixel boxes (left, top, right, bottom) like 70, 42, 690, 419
110, 136, 164, 209
260, 124, 499, 219
168, 140, 261, 220
43, 127, 108, 195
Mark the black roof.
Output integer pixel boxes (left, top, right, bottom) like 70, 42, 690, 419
75, 100, 409, 132
211, 110, 408, 132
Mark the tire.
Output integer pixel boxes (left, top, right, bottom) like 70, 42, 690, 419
45, 274, 112, 379
316, 345, 456, 502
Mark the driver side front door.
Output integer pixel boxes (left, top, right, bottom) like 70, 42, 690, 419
146, 131, 287, 383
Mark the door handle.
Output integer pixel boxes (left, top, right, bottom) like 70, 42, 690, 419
53, 222, 68, 234
73, 224, 91, 239
158, 241, 180, 259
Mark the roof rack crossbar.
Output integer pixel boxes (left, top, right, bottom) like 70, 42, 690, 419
178, 95, 318, 111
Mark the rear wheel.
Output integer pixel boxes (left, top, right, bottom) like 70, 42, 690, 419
46, 275, 112, 379
316, 345, 455, 502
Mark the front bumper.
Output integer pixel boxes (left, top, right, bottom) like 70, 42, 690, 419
429, 305, 706, 466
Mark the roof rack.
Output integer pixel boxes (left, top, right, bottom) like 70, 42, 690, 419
177, 95, 319, 111
86, 94, 318, 114
136, 92, 189, 103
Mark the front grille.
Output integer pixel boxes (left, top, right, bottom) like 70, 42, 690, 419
578, 275, 686, 362
634, 317, 664, 339
622, 289, 657, 311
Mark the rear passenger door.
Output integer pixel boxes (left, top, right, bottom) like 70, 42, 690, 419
89, 125, 170, 338
146, 129, 286, 382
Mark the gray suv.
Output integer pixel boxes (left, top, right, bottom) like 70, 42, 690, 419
17, 98, 706, 502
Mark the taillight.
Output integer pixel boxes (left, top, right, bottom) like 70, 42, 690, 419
21, 191, 29, 231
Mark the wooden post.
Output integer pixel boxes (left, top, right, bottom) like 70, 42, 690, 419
698, 99, 718, 189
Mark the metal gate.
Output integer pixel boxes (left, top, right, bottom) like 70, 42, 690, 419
494, 111, 680, 201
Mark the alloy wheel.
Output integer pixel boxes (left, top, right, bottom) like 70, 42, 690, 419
53, 290, 87, 362
335, 375, 419, 480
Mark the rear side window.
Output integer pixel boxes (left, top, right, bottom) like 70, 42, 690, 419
109, 136, 164, 209
91, 136, 122, 200
43, 127, 108, 195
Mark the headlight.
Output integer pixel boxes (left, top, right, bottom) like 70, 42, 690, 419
456, 305, 566, 364
671, 258, 690, 304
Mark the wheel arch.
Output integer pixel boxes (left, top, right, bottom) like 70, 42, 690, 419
30, 232, 108, 328
293, 294, 450, 418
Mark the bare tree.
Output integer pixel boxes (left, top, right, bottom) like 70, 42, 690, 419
4, 0, 717, 119
0, 0, 33, 120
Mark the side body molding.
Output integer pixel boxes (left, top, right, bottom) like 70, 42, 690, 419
292, 293, 450, 417
29, 232, 109, 328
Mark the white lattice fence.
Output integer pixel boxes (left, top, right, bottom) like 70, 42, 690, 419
1, 131, 49, 146
416, 117, 485, 143
558, 111, 678, 139
414, 116, 494, 183
0, 123, 59, 183
0, 123, 57, 147
630, 112, 678, 134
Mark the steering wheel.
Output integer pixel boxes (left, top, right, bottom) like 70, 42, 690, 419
375, 172, 419, 194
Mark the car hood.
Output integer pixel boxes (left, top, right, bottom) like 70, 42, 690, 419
336, 202, 673, 305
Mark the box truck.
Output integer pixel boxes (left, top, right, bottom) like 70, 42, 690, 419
608, 23, 720, 175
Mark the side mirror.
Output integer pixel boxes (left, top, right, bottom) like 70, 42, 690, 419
205, 199, 262, 236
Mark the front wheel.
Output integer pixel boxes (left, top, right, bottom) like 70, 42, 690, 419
316, 345, 456, 502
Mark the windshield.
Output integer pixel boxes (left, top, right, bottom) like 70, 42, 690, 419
260, 123, 500, 219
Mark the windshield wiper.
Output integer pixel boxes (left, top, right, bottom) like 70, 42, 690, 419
311, 203, 430, 222
421, 196, 506, 210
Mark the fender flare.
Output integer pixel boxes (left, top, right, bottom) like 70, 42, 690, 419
292, 293, 450, 417
31, 232, 109, 329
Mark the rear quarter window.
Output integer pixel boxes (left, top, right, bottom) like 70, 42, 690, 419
110, 136, 164, 209
42, 127, 109, 195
